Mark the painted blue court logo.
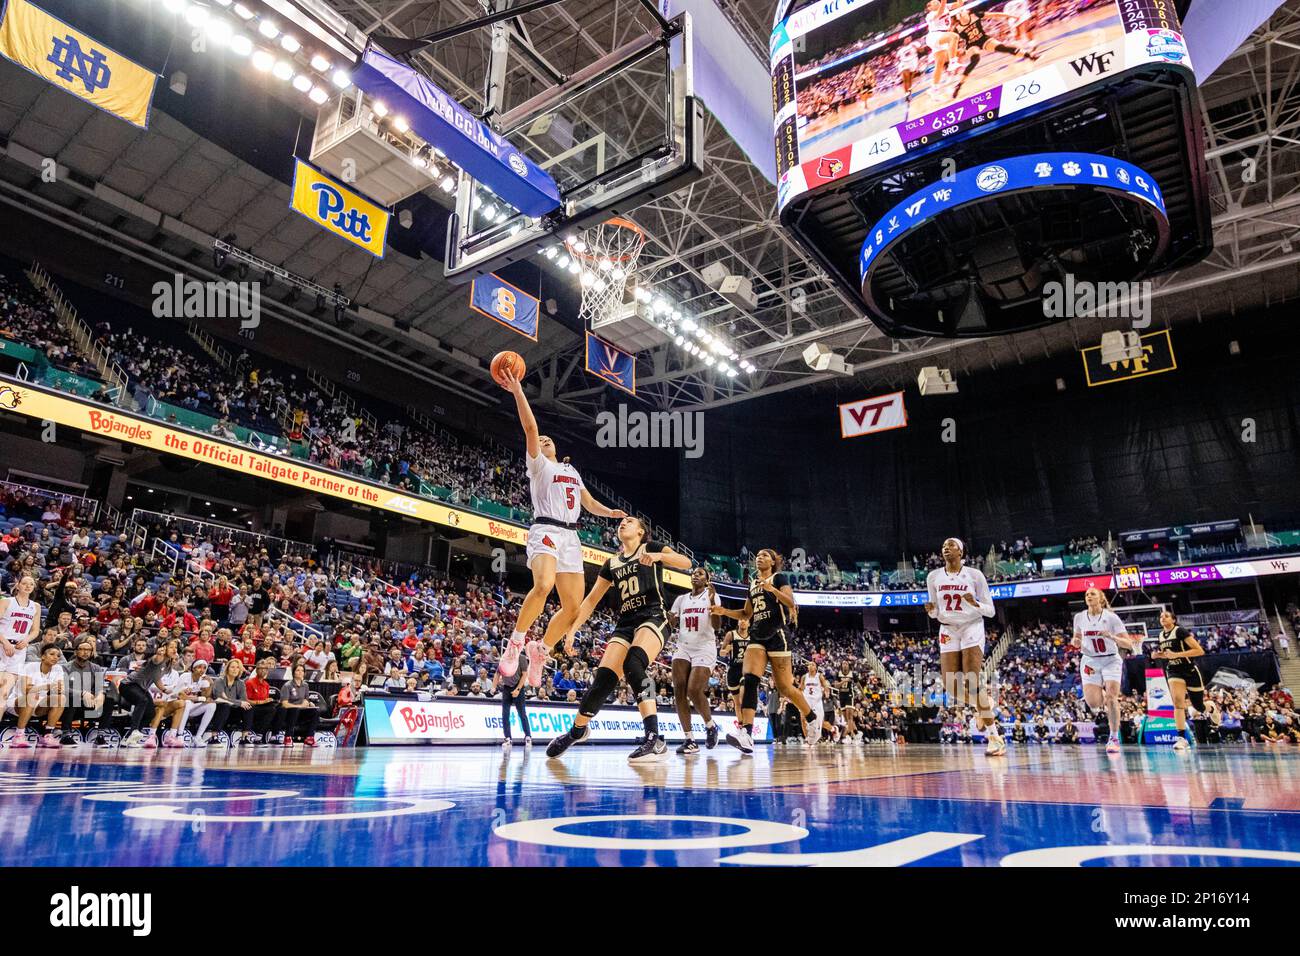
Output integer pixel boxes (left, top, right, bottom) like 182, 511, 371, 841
976, 165, 1009, 192
1146, 30, 1187, 63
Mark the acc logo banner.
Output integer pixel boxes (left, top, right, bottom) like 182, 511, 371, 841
839, 390, 906, 438
0, 0, 156, 128
585, 333, 636, 396
290, 159, 390, 258
470, 274, 538, 341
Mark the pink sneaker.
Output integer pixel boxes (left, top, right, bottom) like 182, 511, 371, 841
526, 641, 547, 686
142, 733, 158, 750
38, 733, 60, 749
498, 636, 523, 678
8, 735, 30, 750
162, 733, 185, 749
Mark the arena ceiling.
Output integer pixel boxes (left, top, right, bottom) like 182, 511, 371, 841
1, 0, 1299, 416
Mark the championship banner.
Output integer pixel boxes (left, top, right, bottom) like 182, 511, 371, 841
470, 274, 538, 340
1, 380, 689, 586
1081, 328, 1177, 387
290, 159, 390, 258
839, 390, 906, 439
364, 696, 771, 745
1141, 666, 1180, 744
584, 332, 636, 396
0, 0, 156, 129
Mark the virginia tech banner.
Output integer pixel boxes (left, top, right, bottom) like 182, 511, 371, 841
0, 0, 156, 128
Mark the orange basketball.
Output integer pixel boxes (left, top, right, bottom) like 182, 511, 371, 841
490, 350, 526, 388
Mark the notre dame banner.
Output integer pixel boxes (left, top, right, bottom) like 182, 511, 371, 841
0, 0, 156, 128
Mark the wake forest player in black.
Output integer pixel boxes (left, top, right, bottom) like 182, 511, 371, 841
546, 516, 692, 762
726, 549, 819, 755
1152, 609, 1207, 752
719, 617, 750, 725
946, 7, 1038, 100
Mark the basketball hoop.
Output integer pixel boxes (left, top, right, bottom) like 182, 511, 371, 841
568, 217, 646, 328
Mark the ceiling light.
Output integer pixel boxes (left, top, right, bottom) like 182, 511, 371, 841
215, 0, 233, 6
258, 19, 279, 39
567, 261, 581, 275
229, 33, 253, 55
674, 334, 684, 346
162, 0, 185, 13
580, 271, 596, 288
572, 239, 587, 254
332, 69, 352, 89
483, 204, 497, 220
557, 254, 571, 269
233, 3, 254, 19
205, 18, 233, 44
681, 318, 696, 332
292, 74, 312, 93
598, 258, 614, 272
611, 267, 626, 281
725, 367, 737, 378
272, 60, 294, 81
393, 116, 409, 133
441, 176, 456, 193
308, 86, 329, 105
184, 5, 209, 27
311, 54, 331, 72
251, 50, 274, 71
704, 355, 716, 367
544, 247, 558, 259
280, 34, 300, 54
372, 100, 388, 117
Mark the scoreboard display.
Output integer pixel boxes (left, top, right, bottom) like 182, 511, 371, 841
771, 0, 1192, 212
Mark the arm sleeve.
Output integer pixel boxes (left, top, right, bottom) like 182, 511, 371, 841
597, 559, 614, 583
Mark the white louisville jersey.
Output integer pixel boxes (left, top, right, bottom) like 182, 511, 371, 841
672, 590, 719, 645
926, 565, 992, 646
1005, 0, 1030, 20
0, 597, 39, 645
1074, 609, 1127, 658
925, 6, 954, 37
899, 41, 921, 70
526, 452, 586, 524
803, 670, 825, 706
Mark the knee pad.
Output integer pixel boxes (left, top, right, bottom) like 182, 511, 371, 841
578, 666, 619, 718
1187, 688, 1205, 712
741, 673, 760, 712
623, 646, 655, 704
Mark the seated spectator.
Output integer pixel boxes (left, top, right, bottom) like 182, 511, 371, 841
275, 662, 319, 746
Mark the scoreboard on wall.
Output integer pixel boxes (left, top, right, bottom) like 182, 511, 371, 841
771, 0, 1192, 210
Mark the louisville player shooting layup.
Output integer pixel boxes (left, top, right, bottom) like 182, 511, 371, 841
493, 357, 627, 680
1071, 587, 1137, 755
546, 516, 692, 762
925, 538, 1003, 755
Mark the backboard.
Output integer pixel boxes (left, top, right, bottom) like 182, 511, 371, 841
443, 9, 703, 282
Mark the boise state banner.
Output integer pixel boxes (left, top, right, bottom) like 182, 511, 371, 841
585, 332, 636, 396
470, 274, 539, 340
0, 0, 156, 128
290, 158, 390, 258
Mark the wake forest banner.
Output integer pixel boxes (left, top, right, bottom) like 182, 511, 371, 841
2, 380, 689, 586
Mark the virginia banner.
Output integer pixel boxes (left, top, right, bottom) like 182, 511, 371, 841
470, 274, 539, 340
0, 0, 156, 128
1, 379, 689, 585
290, 158, 390, 258
584, 332, 636, 396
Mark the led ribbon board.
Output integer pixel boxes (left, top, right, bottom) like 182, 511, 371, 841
858, 152, 1170, 319
352, 46, 562, 219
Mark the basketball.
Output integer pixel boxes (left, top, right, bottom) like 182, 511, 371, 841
490, 350, 526, 387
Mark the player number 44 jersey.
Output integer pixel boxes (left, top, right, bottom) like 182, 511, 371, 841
672, 591, 720, 643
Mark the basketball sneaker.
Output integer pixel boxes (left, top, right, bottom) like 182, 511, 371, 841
628, 735, 668, 762
142, 732, 158, 750
8, 734, 31, 750
705, 722, 719, 750
676, 739, 700, 756
501, 738, 512, 751
37, 733, 60, 749
120, 730, 145, 748
1105, 739, 1121, 755
1173, 737, 1190, 752
806, 720, 823, 746
498, 636, 524, 678
985, 732, 1006, 757
525, 640, 547, 686
162, 732, 185, 749
726, 726, 754, 755
546, 723, 590, 758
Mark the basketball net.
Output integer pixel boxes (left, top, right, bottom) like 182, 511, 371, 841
569, 217, 647, 329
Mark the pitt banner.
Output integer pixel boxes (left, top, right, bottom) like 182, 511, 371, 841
1081, 329, 1177, 387
0, 0, 156, 128
585, 332, 636, 396
470, 274, 538, 340
1, 379, 689, 587
290, 159, 390, 258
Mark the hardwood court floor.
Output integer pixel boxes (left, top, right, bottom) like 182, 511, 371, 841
2, 740, 1297, 866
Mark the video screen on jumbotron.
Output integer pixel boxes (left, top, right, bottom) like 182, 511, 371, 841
772, 0, 1190, 205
